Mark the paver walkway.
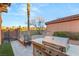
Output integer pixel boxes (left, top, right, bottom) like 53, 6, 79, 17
11, 40, 33, 56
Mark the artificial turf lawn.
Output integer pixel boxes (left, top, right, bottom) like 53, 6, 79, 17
0, 42, 14, 56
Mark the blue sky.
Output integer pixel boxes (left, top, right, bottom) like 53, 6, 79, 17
2, 3, 79, 27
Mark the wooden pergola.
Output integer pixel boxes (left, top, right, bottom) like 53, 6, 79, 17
0, 3, 11, 45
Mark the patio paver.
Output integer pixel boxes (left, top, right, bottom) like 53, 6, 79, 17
11, 40, 33, 56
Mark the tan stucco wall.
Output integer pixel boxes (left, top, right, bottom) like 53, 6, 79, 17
0, 28, 1, 45
0, 15, 2, 45
47, 20, 79, 35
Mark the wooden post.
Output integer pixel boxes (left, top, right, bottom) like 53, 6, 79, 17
0, 13, 2, 45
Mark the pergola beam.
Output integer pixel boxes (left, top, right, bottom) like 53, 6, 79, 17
0, 3, 11, 13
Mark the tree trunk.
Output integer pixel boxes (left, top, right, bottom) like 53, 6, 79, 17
0, 13, 2, 45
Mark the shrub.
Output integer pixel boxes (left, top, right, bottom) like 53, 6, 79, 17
30, 30, 42, 35
53, 31, 79, 40
53, 31, 69, 38
69, 32, 79, 40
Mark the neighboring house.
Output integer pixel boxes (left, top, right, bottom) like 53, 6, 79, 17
46, 14, 79, 35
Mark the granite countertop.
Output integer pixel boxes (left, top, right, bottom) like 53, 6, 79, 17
43, 36, 69, 47
32, 36, 79, 56
66, 44, 79, 56
32, 38, 43, 44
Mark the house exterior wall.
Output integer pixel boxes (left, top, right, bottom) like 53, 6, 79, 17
46, 20, 79, 35
0, 15, 2, 45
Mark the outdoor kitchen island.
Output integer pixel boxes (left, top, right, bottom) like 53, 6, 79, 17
32, 36, 79, 56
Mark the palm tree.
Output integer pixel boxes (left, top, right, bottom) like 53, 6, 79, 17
23, 1, 32, 45
27, 1, 30, 31
0, 3, 11, 45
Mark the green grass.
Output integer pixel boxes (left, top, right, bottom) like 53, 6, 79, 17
0, 42, 14, 56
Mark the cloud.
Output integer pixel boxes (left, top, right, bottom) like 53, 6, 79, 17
38, 3, 50, 7
31, 7, 40, 13
21, 4, 27, 12
4, 4, 27, 16
67, 4, 79, 14
21, 4, 41, 18
70, 9, 79, 14
4, 3, 42, 18
30, 7, 41, 18
4, 11, 26, 16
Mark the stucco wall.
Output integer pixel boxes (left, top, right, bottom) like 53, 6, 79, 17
0, 15, 2, 45
47, 20, 79, 35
